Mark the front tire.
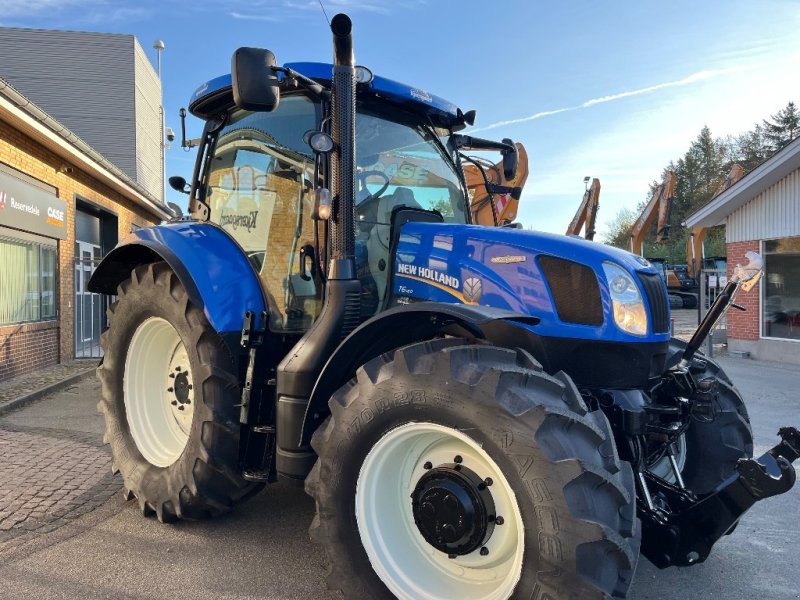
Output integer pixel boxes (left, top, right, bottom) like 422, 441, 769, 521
306, 339, 640, 599
658, 339, 753, 494
97, 262, 260, 521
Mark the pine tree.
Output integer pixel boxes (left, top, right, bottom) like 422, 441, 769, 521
762, 101, 800, 151
731, 124, 770, 171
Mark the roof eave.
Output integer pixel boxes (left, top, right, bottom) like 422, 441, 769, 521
684, 136, 800, 229
0, 82, 172, 221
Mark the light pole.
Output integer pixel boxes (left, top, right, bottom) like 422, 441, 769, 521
153, 40, 166, 204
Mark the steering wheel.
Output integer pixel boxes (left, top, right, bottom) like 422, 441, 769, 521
356, 170, 391, 224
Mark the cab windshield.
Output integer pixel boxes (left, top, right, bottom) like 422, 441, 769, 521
202, 93, 467, 332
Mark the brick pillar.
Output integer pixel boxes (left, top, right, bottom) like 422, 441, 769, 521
726, 240, 760, 341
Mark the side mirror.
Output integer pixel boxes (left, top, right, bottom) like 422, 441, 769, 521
501, 138, 518, 180
168, 175, 190, 194
232, 47, 280, 112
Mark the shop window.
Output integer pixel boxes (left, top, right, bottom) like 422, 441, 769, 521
763, 236, 800, 340
0, 235, 57, 325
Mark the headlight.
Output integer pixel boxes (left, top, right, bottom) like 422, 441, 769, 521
602, 262, 648, 336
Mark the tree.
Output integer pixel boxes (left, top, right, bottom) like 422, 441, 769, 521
730, 124, 770, 172
762, 101, 800, 152
603, 207, 637, 250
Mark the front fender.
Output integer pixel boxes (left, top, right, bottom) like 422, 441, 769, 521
88, 221, 266, 334
299, 302, 542, 445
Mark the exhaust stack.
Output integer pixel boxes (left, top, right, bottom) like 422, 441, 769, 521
275, 13, 362, 481
328, 13, 357, 276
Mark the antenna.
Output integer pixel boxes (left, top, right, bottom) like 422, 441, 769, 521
317, 0, 330, 25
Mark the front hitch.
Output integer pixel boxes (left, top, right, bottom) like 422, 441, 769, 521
641, 427, 800, 568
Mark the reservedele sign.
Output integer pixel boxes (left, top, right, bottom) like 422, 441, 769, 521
0, 171, 67, 240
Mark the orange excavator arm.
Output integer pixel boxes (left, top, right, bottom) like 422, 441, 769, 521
566, 178, 601, 240
629, 171, 676, 255
685, 164, 744, 279
465, 143, 529, 226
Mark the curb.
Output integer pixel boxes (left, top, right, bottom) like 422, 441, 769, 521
0, 368, 97, 417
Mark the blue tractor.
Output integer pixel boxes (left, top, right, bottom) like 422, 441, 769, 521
89, 14, 799, 599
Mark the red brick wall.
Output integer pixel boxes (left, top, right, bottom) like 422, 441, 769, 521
726, 240, 760, 341
0, 320, 59, 381
0, 113, 162, 382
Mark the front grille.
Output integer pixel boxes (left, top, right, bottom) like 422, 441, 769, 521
638, 272, 670, 333
539, 256, 603, 326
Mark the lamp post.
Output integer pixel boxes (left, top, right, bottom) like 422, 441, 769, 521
153, 40, 166, 204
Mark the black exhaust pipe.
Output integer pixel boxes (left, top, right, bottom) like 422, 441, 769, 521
329, 13, 356, 274
275, 13, 362, 482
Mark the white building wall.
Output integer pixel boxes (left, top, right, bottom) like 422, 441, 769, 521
0, 27, 164, 202
727, 168, 800, 242
133, 41, 163, 201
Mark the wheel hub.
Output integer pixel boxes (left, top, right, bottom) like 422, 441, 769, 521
172, 370, 191, 404
411, 462, 496, 556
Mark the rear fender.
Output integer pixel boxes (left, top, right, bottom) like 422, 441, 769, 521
299, 302, 542, 445
88, 222, 266, 334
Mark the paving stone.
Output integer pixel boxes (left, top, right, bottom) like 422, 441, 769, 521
0, 414, 121, 552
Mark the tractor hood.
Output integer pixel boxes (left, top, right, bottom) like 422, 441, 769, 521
392, 222, 670, 344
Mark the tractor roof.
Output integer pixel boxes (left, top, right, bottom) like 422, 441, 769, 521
188, 62, 464, 129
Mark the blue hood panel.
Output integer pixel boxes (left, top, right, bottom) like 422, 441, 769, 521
393, 223, 668, 343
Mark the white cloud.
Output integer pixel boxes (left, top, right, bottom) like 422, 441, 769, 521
2, 0, 83, 16
474, 65, 751, 133
229, 11, 282, 21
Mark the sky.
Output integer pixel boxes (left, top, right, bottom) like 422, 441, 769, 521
3, 0, 800, 239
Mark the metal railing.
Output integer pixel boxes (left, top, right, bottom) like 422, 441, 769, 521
699, 268, 727, 356
74, 256, 114, 359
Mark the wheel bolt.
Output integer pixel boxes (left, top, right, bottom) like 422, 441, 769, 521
423, 461, 432, 470
447, 553, 457, 560
484, 477, 493, 487
495, 516, 504, 525
169, 373, 175, 379
171, 401, 177, 406
178, 405, 185, 411
176, 366, 182, 371
454, 455, 463, 464
167, 387, 174, 393
185, 399, 191, 405
188, 384, 193, 390
480, 547, 489, 556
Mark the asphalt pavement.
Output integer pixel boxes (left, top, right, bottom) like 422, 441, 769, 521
0, 343, 797, 599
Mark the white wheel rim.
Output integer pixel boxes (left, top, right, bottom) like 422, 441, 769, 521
124, 317, 195, 467
648, 433, 687, 483
356, 422, 524, 600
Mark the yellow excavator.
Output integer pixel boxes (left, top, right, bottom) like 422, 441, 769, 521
686, 163, 744, 281
566, 177, 601, 240
627, 171, 700, 308
465, 143, 529, 225
629, 171, 676, 255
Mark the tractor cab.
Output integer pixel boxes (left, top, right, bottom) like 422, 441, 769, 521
185, 64, 472, 329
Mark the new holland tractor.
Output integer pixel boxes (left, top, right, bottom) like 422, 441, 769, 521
88, 14, 799, 599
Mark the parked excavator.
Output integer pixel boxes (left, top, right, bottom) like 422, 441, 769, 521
628, 171, 697, 307
686, 163, 745, 281
465, 142, 528, 225
567, 176, 601, 240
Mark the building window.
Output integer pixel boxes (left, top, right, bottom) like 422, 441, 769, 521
763, 236, 800, 340
0, 235, 57, 325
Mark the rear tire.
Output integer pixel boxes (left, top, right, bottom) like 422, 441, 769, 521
306, 339, 640, 599
97, 262, 260, 521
